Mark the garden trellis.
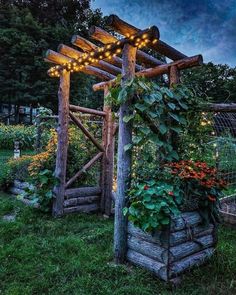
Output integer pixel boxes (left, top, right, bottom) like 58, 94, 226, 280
45, 15, 203, 219
45, 14, 236, 281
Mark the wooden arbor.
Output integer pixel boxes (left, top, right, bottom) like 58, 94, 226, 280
45, 15, 203, 233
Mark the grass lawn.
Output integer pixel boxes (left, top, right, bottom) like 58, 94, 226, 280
0, 193, 236, 295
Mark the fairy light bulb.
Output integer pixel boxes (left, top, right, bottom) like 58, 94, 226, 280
152, 39, 158, 44
106, 44, 111, 49
116, 48, 121, 54
105, 51, 110, 57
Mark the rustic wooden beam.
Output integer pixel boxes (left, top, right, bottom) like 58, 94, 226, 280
65, 152, 103, 188
100, 88, 115, 216
89, 26, 164, 67
58, 44, 121, 76
93, 55, 203, 91
69, 111, 105, 152
52, 69, 70, 217
169, 65, 180, 86
69, 104, 106, 116
45, 49, 72, 65
206, 103, 236, 112
65, 186, 101, 198
114, 44, 137, 264
107, 14, 187, 60
80, 65, 115, 80
71, 35, 143, 72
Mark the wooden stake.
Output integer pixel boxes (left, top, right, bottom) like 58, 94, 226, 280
114, 44, 137, 263
53, 69, 70, 217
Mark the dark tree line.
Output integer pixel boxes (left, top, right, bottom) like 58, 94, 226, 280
0, 0, 235, 120
0, 0, 104, 113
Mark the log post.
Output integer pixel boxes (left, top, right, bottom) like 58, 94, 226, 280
101, 86, 115, 216
114, 44, 137, 263
169, 65, 180, 86
53, 69, 70, 217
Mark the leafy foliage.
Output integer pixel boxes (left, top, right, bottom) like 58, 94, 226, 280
0, 123, 35, 149
109, 77, 225, 232
124, 179, 182, 232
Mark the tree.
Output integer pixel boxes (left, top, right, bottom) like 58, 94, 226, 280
0, 1, 104, 115
182, 62, 236, 103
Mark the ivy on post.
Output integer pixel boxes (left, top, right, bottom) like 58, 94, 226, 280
114, 44, 137, 263
53, 69, 70, 217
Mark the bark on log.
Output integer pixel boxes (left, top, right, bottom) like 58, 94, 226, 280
45, 50, 72, 65
169, 234, 215, 262
65, 186, 101, 198
169, 248, 215, 277
93, 55, 203, 91
64, 203, 99, 214
69, 104, 106, 117
53, 70, 70, 217
69, 111, 105, 152
127, 234, 168, 263
127, 249, 168, 281
106, 14, 186, 60
114, 44, 137, 263
89, 26, 164, 67
58, 44, 121, 76
100, 102, 115, 216
65, 152, 103, 188
170, 211, 203, 232
128, 222, 214, 247
64, 195, 100, 207
169, 65, 180, 86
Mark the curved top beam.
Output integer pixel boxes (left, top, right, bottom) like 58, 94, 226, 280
106, 14, 186, 61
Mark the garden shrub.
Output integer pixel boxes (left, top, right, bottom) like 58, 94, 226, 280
0, 123, 35, 150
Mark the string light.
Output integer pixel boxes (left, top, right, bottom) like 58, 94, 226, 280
48, 32, 159, 77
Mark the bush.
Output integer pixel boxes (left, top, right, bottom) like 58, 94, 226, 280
0, 124, 35, 150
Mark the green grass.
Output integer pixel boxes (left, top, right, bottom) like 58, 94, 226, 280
0, 194, 236, 294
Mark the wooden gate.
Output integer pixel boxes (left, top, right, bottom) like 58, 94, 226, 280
52, 73, 115, 217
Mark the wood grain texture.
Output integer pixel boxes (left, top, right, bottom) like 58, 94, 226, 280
64, 195, 100, 207
127, 249, 168, 281
106, 14, 186, 60
64, 203, 99, 214
65, 186, 101, 198
53, 70, 70, 217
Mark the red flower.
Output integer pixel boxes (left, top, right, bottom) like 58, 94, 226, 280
144, 185, 149, 190
208, 195, 216, 202
168, 191, 174, 196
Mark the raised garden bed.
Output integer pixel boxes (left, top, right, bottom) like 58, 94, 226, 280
126, 211, 217, 282
220, 195, 236, 227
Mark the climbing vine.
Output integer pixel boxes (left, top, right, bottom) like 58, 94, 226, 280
108, 77, 224, 232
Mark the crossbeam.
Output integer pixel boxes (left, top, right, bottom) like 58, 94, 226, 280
89, 26, 165, 67
47, 26, 159, 77
69, 112, 105, 152
65, 152, 103, 188
106, 14, 186, 61
69, 105, 106, 116
93, 55, 203, 91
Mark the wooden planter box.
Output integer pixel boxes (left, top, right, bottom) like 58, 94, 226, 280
126, 211, 217, 281
220, 195, 236, 227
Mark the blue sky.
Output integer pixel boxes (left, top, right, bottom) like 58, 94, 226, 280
91, 0, 236, 66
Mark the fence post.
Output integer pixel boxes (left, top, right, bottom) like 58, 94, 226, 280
114, 44, 137, 263
52, 69, 70, 217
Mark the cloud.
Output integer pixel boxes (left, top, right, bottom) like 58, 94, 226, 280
92, 0, 236, 66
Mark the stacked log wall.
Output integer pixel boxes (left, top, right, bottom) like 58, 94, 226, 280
126, 211, 217, 281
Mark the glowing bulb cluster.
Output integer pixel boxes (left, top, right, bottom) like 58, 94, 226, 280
48, 32, 159, 77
